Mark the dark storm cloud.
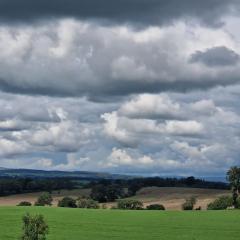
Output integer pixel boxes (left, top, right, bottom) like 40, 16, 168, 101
0, 0, 238, 26
190, 46, 240, 67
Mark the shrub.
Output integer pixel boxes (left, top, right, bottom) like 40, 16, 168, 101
146, 204, 165, 210
102, 203, 107, 209
182, 196, 197, 210
20, 213, 48, 240
77, 197, 99, 209
35, 193, 53, 206
58, 197, 77, 208
117, 199, 144, 210
207, 196, 233, 210
17, 201, 32, 207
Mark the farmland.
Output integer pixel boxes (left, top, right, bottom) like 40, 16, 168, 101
0, 207, 239, 240
0, 187, 229, 210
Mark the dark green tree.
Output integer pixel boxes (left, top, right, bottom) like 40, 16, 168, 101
35, 193, 53, 206
226, 166, 240, 208
21, 213, 48, 240
90, 184, 125, 203
58, 197, 77, 208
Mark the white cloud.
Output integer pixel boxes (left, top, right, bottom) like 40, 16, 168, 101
119, 94, 180, 118
165, 120, 204, 135
36, 158, 53, 168
112, 56, 157, 81
54, 153, 90, 171
190, 99, 217, 114
30, 120, 91, 152
0, 119, 28, 131
101, 111, 138, 146
0, 138, 26, 157
107, 148, 154, 167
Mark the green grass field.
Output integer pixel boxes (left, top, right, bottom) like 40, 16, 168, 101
0, 207, 239, 240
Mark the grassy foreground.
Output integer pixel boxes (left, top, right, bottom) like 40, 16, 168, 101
0, 207, 239, 240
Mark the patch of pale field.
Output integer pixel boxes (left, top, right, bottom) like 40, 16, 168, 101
0, 189, 91, 206
126, 187, 230, 210
0, 187, 230, 210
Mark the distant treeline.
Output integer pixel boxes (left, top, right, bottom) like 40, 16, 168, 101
0, 177, 75, 196
0, 176, 228, 197
87, 176, 229, 202
90, 176, 229, 195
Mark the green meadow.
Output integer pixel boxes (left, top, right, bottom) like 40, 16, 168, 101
0, 207, 239, 240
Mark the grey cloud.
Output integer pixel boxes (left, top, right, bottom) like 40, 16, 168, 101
0, 1, 240, 177
0, 0, 238, 27
0, 21, 240, 99
190, 46, 240, 67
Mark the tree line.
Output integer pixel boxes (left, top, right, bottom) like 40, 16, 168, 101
0, 175, 229, 199
88, 176, 228, 202
0, 177, 75, 196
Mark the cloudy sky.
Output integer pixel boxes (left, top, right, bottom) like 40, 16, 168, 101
0, 0, 240, 176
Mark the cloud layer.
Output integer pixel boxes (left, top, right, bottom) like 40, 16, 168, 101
0, 19, 240, 99
0, 1, 240, 176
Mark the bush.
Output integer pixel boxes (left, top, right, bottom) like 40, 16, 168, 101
35, 193, 53, 206
117, 199, 144, 210
207, 196, 233, 210
102, 203, 107, 209
17, 201, 32, 207
20, 213, 48, 240
146, 204, 165, 210
58, 197, 77, 208
77, 197, 99, 209
182, 196, 197, 210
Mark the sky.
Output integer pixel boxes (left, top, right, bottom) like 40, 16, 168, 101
0, 0, 240, 177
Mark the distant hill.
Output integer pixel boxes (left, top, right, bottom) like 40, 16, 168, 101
0, 168, 130, 180
203, 176, 227, 183
0, 167, 226, 183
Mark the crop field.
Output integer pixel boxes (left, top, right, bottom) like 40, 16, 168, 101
0, 207, 239, 240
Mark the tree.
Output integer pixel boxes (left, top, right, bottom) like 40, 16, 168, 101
226, 166, 240, 208
90, 184, 125, 203
117, 199, 143, 210
58, 197, 77, 208
77, 197, 99, 209
207, 196, 233, 210
182, 196, 197, 210
21, 213, 48, 240
35, 193, 53, 206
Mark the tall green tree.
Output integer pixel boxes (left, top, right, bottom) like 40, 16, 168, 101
21, 213, 49, 240
226, 166, 240, 208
